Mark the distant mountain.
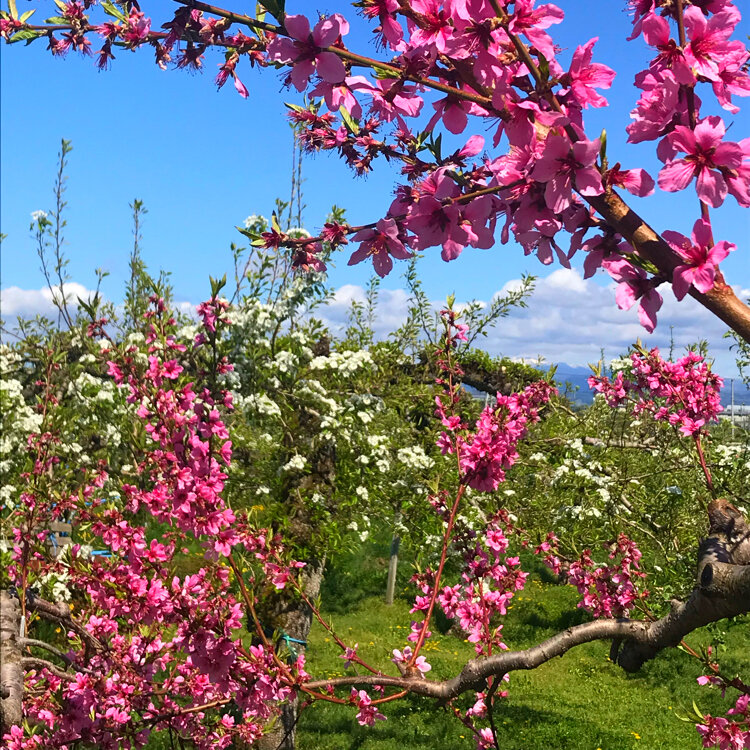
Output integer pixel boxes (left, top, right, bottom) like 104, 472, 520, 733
548, 362, 750, 407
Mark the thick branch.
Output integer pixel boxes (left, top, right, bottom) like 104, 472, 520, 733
588, 191, 750, 343
617, 561, 750, 671
0, 591, 23, 733
305, 564, 750, 698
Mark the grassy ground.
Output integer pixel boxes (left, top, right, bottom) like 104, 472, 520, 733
297, 568, 750, 750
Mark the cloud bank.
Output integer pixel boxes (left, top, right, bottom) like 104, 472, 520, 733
3, 271, 746, 376
319, 270, 747, 376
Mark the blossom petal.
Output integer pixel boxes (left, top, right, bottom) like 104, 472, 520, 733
284, 14, 311, 42
315, 51, 346, 83
696, 167, 727, 208
658, 159, 696, 192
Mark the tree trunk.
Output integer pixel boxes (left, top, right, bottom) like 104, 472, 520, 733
0, 590, 23, 735
257, 556, 326, 750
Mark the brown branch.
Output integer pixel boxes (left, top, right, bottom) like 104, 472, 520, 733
29, 598, 104, 655
19, 638, 96, 675
587, 191, 750, 342
304, 561, 750, 698
20, 657, 78, 684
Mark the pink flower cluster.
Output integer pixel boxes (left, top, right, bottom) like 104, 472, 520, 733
4, 297, 310, 749
588, 347, 723, 437
696, 694, 750, 750
433, 310, 555, 491
567, 534, 647, 619
627, 2, 750, 208
15, 0, 748, 336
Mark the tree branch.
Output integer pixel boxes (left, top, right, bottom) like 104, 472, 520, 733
19, 638, 96, 675
20, 657, 78, 684
304, 564, 750, 698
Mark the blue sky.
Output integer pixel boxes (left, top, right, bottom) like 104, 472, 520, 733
1, 2, 748, 375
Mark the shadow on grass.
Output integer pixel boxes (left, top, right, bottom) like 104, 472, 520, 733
298, 696, 641, 750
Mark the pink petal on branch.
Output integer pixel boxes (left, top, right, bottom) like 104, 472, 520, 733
284, 14, 311, 41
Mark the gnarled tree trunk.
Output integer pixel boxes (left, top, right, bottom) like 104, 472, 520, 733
0, 590, 23, 735
256, 556, 326, 750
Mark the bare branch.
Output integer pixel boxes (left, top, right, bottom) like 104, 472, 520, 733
19, 638, 95, 675
304, 567, 750, 698
20, 657, 78, 684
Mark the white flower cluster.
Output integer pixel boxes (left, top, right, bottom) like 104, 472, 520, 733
1, 349, 44, 479
243, 214, 267, 228
355, 486, 369, 501
714, 442, 749, 469
397, 446, 434, 471
309, 349, 375, 375
281, 454, 307, 473
274, 350, 299, 375
608, 357, 631, 373
241, 393, 282, 419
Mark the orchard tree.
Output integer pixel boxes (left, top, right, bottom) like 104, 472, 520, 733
2, 1, 750, 749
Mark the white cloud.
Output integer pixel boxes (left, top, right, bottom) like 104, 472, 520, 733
1, 284, 197, 325
323, 270, 748, 377
320, 285, 411, 336
3, 273, 744, 377
1, 283, 96, 320
487, 269, 747, 375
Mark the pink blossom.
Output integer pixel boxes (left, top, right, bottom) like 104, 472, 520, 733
605, 165, 655, 197
339, 643, 359, 668
711, 47, 750, 113
266, 14, 349, 92
683, 4, 745, 83
532, 135, 603, 213
360, 0, 403, 48
662, 218, 735, 300
348, 217, 412, 277
408, 0, 454, 53
560, 38, 616, 108
351, 689, 386, 726
506, 0, 565, 60
602, 256, 662, 332
121, 9, 151, 48
641, 13, 694, 85
658, 116, 743, 207
627, 70, 683, 144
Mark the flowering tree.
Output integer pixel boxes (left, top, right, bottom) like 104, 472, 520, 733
2, 0, 750, 748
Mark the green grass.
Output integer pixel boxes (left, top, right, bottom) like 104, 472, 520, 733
297, 574, 750, 750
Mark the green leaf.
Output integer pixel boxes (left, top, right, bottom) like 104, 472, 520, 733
100, 0, 127, 22
339, 105, 359, 135
692, 700, 705, 721
19, 9, 35, 22
257, 0, 285, 23
236, 226, 260, 241
210, 274, 228, 298
372, 65, 399, 80
8, 0, 17, 19
44, 16, 68, 24
8, 28, 43, 43
537, 51, 550, 83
